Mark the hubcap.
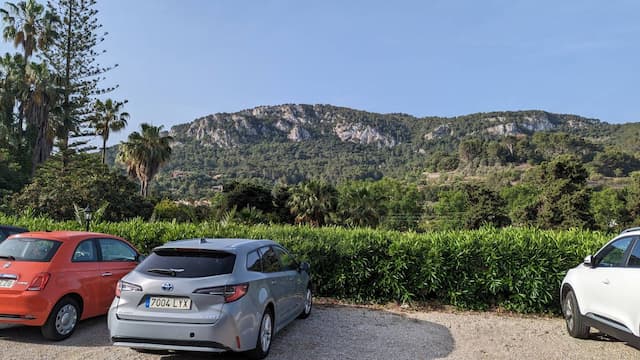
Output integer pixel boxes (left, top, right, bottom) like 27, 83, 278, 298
261, 313, 272, 351
304, 289, 312, 314
564, 297, 573, 330
55, 304, 78, 335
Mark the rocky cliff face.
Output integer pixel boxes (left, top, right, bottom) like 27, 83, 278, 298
169, 104, 601, 149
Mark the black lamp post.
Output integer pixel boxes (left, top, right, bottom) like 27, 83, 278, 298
84, 206, 92, 232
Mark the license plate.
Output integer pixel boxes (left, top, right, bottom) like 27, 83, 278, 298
0, 279, 15, 288
146, 296, 191, 310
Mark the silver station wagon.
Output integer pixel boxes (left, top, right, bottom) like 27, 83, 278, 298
108, 238, 312, 359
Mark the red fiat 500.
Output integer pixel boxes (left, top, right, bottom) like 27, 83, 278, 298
0, 231, 141, 340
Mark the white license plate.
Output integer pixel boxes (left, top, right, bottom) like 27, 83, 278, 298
146, 297, 191, 310
0, 279, 15, 288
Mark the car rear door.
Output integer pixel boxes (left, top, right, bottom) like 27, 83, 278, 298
259, 246, 291, 327
273, 246, 303, 321
97, 238, 139, 312
606, 237, 640, 335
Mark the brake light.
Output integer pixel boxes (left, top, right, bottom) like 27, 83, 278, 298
27, 272, 51, 291
194, 283, 249, 303
115, 280, 142, 297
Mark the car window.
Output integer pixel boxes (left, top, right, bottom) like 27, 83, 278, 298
627, 239, 640, 267
597, 237, 633, 267
259, 246, 280, 273
137, 248, 235, 278
246, 250, 262, 272
0, 230, 7, 242
274, 246, 298, 271
0, 238, 61, 262
98, 238, 137, 262
72, 240, 98, 262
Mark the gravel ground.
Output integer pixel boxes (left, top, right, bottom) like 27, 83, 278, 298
0, 304, 637, 360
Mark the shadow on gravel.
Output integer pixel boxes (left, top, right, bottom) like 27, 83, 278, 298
0, 305, 454, 360
0, 316, 111, 347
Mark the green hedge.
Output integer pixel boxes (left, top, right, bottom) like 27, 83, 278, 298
0, 214, 609, 313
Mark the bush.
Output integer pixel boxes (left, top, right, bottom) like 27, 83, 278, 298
0, 213, 609, 313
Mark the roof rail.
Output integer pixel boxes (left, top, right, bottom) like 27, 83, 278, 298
620, 227, 640, 234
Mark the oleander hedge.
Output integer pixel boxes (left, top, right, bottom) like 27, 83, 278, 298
0, 214, 610, 313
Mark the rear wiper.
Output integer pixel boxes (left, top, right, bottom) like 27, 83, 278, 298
147, 268, 185, 276
0, 255, 15, 261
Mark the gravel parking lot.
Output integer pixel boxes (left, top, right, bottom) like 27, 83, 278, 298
0, 304, 637, 359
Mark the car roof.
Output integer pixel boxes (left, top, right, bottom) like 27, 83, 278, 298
9, 231, 122, 243
157, 238, 276, 253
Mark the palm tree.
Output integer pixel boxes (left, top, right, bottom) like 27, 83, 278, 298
1, 0, 57, 62
287, 180, 338, 226
117, 123, 172, 197
91, 99, 129, 164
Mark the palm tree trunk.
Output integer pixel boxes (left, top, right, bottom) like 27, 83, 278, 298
102, 137, 107, 164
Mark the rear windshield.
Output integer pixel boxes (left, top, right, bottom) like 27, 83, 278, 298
0, 238, 61, 262
137, 248, 236, 278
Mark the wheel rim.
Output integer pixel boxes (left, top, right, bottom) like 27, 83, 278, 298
564, 297, 574, 330
55, 304, 78, 336
260, 313, 272, 351
304, 289, 312, 314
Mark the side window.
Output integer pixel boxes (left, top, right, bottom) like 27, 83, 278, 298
72, 240, 97, 262
98, 238, 137, 262
597, 237, 633, 267
247, 250, 262, 272
259, 246, 280, 273
627, 240, 640, 267
274, 246, 297, 271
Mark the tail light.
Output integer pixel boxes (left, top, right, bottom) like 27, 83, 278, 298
27, 272, 51, 291
194, 283, 249, 302
115, 280, 142, 297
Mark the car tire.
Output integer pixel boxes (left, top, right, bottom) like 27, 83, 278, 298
41, 297, 80, 341
563, 290, 590, 339
246, 308, 274, 360
298, 287, 312, 319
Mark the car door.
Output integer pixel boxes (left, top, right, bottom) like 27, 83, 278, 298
273, 246, 303, 320
259, 246, 290, 328
69, 239, 103, 318
582, 236, 634, 322
97, 238, 139, 312
606, 237, 640, 334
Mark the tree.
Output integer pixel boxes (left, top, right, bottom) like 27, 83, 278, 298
90, 98, 129, 164
336, 181, 384, 228
287, 180, 337, 226
44, 0, 116, 168
117, 123, 173, 197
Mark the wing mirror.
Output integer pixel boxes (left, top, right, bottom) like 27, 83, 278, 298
299, 262, 310, 273
136, 254, 146, 263
584, 255, 595, 268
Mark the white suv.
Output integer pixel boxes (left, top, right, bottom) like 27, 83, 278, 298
561, 227, 640, 347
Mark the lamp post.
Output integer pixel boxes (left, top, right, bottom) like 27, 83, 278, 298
84, 206, 92, 232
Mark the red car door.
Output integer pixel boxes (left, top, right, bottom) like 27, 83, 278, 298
68, 238, 104, 318
97, 238, 139, 312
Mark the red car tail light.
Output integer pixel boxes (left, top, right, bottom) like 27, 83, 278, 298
194, 283, 249, 303
27, 272, 51, 291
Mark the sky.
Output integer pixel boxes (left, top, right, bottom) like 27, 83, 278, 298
2, 0, 640, 145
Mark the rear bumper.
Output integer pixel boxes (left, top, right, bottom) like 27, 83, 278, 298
108, 300, 258, 352
0, 292, 52, 326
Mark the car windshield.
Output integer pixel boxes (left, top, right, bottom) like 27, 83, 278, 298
137, 248, 236, 278
0, 238, 61, 262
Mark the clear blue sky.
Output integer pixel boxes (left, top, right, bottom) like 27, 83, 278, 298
3, 0, 640, 145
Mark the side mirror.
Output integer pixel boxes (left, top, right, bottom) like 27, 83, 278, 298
584, 255, 595, 268
136, 254, 146, 263
299, 262, 310, 273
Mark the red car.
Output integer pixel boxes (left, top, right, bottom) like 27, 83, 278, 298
0, 231, 141, 340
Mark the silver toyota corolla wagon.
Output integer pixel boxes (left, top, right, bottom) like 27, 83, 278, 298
107, 238, 312, 359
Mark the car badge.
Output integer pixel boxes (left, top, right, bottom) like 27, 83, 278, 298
161, 282, 174, 292
2, 262, 10, 268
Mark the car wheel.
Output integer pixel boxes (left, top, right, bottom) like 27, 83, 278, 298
298, 287, 312, 319
41, 297, 80, 341
246, 308, 274, 360
563, 290, 590, 339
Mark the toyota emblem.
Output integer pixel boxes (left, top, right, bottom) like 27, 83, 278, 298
161, 282, 174, 291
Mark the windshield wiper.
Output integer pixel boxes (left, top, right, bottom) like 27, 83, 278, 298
146, 268, 184, 276
0, 255, 16, 261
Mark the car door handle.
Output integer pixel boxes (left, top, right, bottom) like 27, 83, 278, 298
602, 278, 610, 285
270, 280, 277, 285
101, 272, 113, 277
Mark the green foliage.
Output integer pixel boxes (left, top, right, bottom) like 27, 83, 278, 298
10, 153, 153, 221
152, 199, 196, 223
592, 149, 640, 177
0, 213, 609, 314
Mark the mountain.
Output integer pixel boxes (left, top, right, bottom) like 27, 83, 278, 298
131, 104, 639, 198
